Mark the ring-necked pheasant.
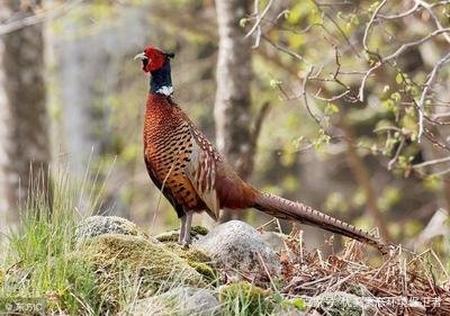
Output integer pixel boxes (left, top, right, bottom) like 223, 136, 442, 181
135, 45, 387, 253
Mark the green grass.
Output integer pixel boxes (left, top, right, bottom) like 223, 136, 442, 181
0, 165, 105, 315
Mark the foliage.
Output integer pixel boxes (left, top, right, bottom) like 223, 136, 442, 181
219, 281, 275, 316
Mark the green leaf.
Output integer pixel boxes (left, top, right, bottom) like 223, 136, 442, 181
325, 103, 339, 115
239, 18, 248, 28
390, 92, 401, 102
291, 298, 306, 310
270, 79, 282, 88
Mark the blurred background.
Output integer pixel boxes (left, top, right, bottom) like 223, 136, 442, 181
0, 0, 449, 254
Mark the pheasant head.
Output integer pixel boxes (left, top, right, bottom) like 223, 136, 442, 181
134, 45, 175, 96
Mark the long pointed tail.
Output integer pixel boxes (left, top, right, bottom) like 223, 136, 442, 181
253, 191, 388, 254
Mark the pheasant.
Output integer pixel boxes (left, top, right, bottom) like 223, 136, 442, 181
135, 45, 388, 254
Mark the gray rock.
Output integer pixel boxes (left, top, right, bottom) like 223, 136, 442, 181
272, 307, 306, 316
74, 216, 145, 244
121, 287, 220, 316
261, 231, 288, 253
120, 297, 168, 316
195, 220, 281, 282
307, 291, 375, 316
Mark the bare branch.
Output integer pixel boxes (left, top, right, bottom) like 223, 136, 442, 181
431, 167, 450, 177
251, 101, 271, 145
417, 51, 450, 141
302, 66, 322, 126
413, 156, 450, 169
363, 0, 388, 52
0, 0, 84, 36
262, 34, 304, 61
383, 28, 450, 61
358, 62, 381, 101
359, 28, 450, 101
378, 2, 419, 20
245, 0, 274, 48
388, 137, 405, 170
416, 0, 450, 43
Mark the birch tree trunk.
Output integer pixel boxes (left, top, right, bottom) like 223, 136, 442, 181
214, 0, 253, 222
0, 1, 50, 233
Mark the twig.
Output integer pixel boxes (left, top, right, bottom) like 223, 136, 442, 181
417, 51, 450, 142
311, 90, 350, 102
430, 166, 450, 177
379, 0, 450, 20
363, 0, 388, 52
358, 62, 381, 101
251, 102, 271, 144
0, 0, 84, 35
416, 0, 450, 44
359, 28, 450, 101
378, 2, 420, 20
388, 137, 405, 170
302, 66, 322, 126
311, 0, 360, 56
383, 28, 450, 61
262, 34, 304, 61
245, 0, 274, 48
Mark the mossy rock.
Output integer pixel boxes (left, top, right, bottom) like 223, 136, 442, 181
195, 221, 281, 284
120, 286, 220, 316
274, 297, 307, 315
155, 225, 209, 243
74, 216, 146, 245
78, 234, 207, 312
164, 242, 217, 284
219, 281, 275, 315
309, 292, 366, 316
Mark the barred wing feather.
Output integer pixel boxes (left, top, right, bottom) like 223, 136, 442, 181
185, 127, 220, 220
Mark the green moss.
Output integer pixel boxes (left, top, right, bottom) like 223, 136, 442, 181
280, 297, 306, 312
78, 234, 206, 312
191, 225, 209, 236
187, 262, 217, 284
155, 225, 209, 243
164, 242, 217, 284
155, 230, 180, 243
219, 281, 274, 315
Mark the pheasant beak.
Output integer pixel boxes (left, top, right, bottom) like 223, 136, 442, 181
133, 52, 148, 61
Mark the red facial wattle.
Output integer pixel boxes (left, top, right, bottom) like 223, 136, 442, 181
143, 47, 165, 73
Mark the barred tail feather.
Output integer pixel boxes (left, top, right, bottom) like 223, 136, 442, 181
253, 191, 388, 254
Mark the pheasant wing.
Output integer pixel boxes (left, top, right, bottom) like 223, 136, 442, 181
185, 126, 221, 220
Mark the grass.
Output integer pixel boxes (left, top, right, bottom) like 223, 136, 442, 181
0, 165, 104, 314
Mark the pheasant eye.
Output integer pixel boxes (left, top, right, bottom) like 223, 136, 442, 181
142, 58, 150, 70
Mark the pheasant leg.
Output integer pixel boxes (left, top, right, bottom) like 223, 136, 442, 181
180, 211, 193, 247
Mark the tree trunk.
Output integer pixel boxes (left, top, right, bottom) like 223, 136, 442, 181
343, 127, 391, 241
0, 1, 50, 232
214, 0, 253, 222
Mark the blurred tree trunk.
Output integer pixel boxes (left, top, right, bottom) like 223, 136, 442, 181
214, 0, 253, 222
55, 7, 147, 217
343, 127, 390, 241
0, 1, 50, 232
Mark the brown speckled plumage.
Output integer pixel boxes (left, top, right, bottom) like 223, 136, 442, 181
143, 94, 255, 222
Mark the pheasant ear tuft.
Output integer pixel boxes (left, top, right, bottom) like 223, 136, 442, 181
165, 52, 175, 59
